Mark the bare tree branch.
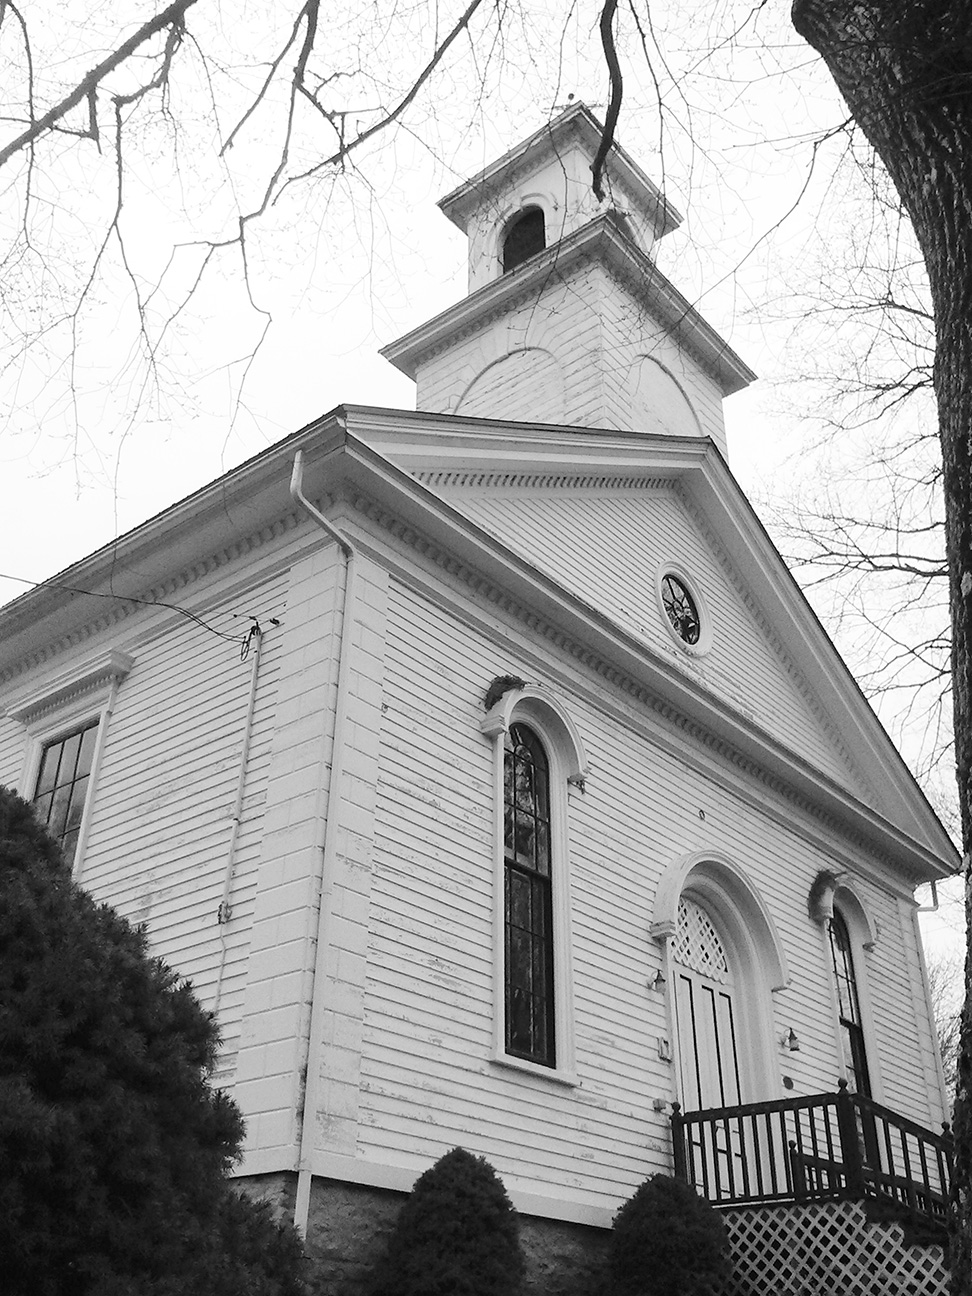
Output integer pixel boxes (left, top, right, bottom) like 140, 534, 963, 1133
592, 0, 621, 201
0, 0, 197, 167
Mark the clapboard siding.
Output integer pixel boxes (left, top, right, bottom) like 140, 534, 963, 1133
597, 265, 727, 446
413, 256, 729, 454
432, 480, 871, 804
351, 573, 936, 1211
1, 566, 289, 1088
0, 715, 26, 787
0, 477, 945, 1219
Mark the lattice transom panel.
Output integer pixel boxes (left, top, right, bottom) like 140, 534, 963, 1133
673, 897, 730, 982
718, 1200, 948, 1296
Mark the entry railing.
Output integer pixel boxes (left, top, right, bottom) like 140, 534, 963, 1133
671, 1080, 953, 1232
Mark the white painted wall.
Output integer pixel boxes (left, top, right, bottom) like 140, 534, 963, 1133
425, 477, 875, 805
0, 476, 945, 1226
414, 258, 728, 453
337, 562, 943, 1217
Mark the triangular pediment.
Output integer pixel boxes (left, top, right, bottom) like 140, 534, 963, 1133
421, 469, 877, 805
339, 407, 953, 868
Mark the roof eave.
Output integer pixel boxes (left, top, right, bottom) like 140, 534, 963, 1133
380, 214, 756, 397
325, 429, 958, 883
438, 103, 682, 238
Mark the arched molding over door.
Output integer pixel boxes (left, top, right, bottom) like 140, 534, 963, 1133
652, 851, 788, 1112
651, 851, 789, 993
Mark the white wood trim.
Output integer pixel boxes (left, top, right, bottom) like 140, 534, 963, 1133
831, 890, 884, 1103
5, 649, 133, 723
481, 690, 580, 1078
12, 652, 134, 880
489, 1050, 580, 1088
233, 1149, 619, 1228
652, 850, 790, 991
305, 1152, 617, 1228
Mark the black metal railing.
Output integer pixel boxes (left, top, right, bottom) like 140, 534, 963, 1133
671, 1080, 953, 1231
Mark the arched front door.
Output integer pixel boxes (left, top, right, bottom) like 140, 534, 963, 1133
672, 896, 743, 1112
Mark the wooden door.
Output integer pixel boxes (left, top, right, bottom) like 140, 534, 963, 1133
672, 897, 745, 1197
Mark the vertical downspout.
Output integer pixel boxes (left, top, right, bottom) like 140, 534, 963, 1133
213, 626, 264, 1019
289, 449, 358, 1236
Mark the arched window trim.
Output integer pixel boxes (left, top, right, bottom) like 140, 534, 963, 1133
481, 688, 580, 1086
491, 195, 554, 279
827, 908, 871, 1097
652, 852, 787, 1110
820, 886, 883, 1102
651, 851, 789, 990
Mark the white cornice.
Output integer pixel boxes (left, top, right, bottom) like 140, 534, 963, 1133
438, 102, 681, 240
5, 649, 134, 723
0, 405, 957, 879
322, 430, 955, 878
380, 213, 756, 397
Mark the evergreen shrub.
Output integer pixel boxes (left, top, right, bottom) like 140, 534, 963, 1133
0, 785, 306, 1296
370, 1146, 525, 1296
608, 1174, 730, 1296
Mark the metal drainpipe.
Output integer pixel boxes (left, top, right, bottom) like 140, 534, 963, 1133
212, 624, 264, 1019
289, 448, 358, 1236
917, 878, 941, 913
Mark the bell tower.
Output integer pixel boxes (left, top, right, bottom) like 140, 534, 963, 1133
381, 104, 753, 457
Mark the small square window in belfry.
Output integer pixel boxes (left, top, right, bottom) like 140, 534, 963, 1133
661, 574, 701, 645
32, 720, 99, 863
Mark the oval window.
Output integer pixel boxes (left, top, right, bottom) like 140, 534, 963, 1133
661, 574, 701, 645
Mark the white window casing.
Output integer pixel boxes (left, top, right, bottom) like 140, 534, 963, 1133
481, 685, 585, 1086
6, 649, 133, 880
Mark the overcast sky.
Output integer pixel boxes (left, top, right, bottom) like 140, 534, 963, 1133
0, 3, 962, 951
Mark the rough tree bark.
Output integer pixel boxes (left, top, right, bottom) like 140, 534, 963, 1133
790, 3, 972, 1290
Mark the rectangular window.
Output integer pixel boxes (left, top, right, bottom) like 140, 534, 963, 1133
32, 721, 100, 865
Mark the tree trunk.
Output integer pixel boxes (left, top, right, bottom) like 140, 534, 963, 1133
790, 3, 972, 1291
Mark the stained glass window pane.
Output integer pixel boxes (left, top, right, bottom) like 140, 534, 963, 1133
661, 574, 701, 645
504, 723, 555, 1066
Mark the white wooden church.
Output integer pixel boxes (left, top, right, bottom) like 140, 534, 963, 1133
0, 106, 958, 1294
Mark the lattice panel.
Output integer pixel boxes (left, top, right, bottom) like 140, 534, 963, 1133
673, 897, 730, 982
717, 1200, 948, 1296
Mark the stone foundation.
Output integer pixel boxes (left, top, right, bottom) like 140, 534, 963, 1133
237, 1174, 610, 1296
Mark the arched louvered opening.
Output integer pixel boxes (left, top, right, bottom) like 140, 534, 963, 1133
502, 207, 545, 272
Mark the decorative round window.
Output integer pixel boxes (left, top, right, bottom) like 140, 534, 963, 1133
655, 566, 711, 655
661, 574, 701, 645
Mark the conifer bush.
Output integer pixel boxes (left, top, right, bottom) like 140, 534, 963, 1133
370, 1146, 525, 1296
0, 785, 306, 1296
608, 1174, 730, 1296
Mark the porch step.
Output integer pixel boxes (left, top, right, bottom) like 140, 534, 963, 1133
718, 1199, 948, 1296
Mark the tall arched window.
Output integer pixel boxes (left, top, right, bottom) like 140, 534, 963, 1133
828, 908, 871, 1096
502, 207, 545, 273
504, 722, 555, 1066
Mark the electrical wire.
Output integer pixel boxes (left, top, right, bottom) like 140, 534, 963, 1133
0, 571, 277, 649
